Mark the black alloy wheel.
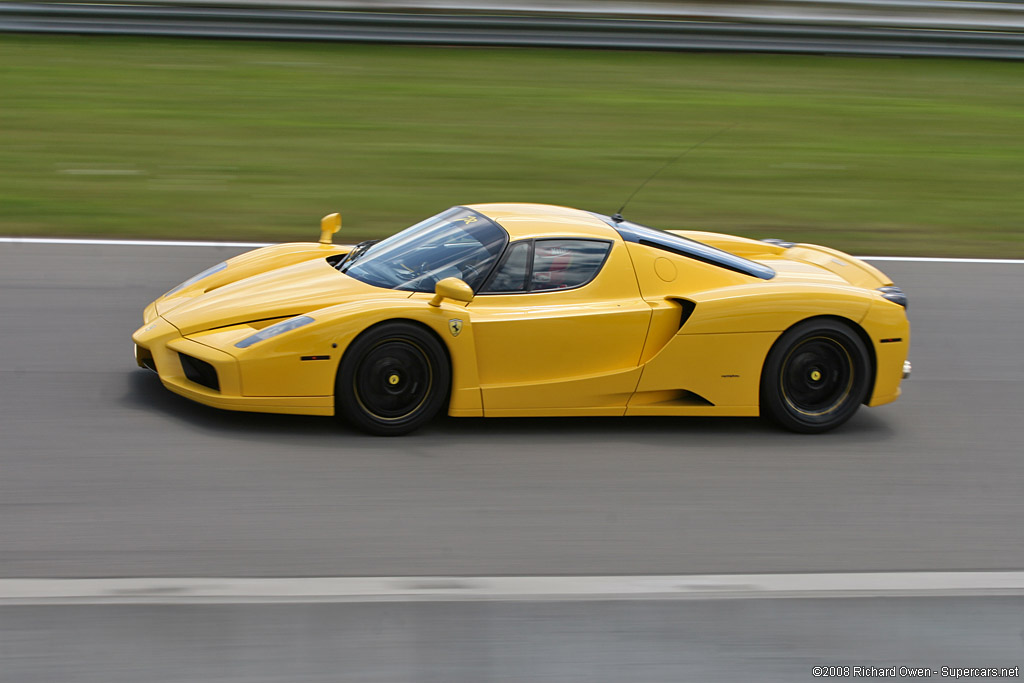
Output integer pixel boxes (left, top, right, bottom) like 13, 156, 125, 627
336, 322, 450, 436
761, 319, 871, 433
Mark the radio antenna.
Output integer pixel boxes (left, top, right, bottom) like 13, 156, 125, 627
612, 124, 736, 223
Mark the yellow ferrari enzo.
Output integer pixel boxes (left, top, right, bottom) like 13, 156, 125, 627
133, 203, 910, 435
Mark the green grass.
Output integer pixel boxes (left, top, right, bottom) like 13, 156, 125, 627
2, 35, 1023, 256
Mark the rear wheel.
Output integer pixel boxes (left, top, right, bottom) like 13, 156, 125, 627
760, 319, 871, 433
336, 322, 450, 436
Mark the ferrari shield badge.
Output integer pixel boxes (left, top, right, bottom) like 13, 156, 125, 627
448, 319, 463, 337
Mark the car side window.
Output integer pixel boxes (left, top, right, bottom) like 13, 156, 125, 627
481, 239, 612, 294
530, 239, 611, 292
483, 241, 531, 292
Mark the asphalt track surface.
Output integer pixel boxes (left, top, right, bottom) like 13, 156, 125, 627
3, 242, 1023, 578
2, 242, 1023, 681
2, 598, 1022, 682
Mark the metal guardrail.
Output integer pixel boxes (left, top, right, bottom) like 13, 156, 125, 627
2, 1, 1024, 58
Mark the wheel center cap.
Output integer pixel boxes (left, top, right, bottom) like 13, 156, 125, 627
810, 369, 822, 382
388, 374, 401, 386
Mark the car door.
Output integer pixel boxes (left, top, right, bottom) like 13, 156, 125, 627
466, 237, 652, 416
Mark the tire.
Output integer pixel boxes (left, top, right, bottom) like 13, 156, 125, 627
760, 319, 872, 434
335, 321, 451, 436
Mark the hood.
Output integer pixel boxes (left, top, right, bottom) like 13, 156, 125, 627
160, 258, 397, 336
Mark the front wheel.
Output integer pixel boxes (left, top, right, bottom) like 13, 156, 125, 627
336, 322, 450, 436
760, 319, 872, 433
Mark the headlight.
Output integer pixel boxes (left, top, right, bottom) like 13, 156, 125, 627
877, 285, 908, 309
235, 316, 315, 349
164, 261, 227, 297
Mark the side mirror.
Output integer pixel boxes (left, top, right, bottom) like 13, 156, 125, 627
319, 213, 341, 245
429, 277, 474, 307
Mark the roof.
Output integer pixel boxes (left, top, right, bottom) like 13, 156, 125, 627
469, 203, 775, 280
467, 203, 620, 241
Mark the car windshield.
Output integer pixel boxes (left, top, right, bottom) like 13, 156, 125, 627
340, 207, 508, 293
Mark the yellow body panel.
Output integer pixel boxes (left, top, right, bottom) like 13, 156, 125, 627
629, 332, 778, 412
466, 241, 650, 413
133, 203, 909, 423
861, 300, 912, 406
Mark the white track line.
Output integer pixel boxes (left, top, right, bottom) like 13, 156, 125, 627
0, 237, 273, 248
859, 255, 1024, 264
2, 236, 1022, 263
3, 572, 1024, 605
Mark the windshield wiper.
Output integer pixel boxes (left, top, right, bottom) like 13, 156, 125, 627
337, 239, 380, 272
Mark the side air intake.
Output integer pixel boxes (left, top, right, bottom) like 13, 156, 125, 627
670, 298, 697, 331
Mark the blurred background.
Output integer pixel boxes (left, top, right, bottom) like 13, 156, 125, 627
1, 0, 1023, 255
2, 2, 1024, 682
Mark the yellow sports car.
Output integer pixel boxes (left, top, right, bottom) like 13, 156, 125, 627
133, 203, 910, 435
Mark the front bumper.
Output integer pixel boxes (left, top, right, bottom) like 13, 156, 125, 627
132, 316, 334, 417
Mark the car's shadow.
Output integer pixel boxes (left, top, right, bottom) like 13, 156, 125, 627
122, 370, 898, 447
122, 370, 340, 437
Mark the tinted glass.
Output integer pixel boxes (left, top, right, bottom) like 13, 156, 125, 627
342, 207, 508, 292
591, 214, 775, 281
530, 239, 610, 291
483, 241, 531, 293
